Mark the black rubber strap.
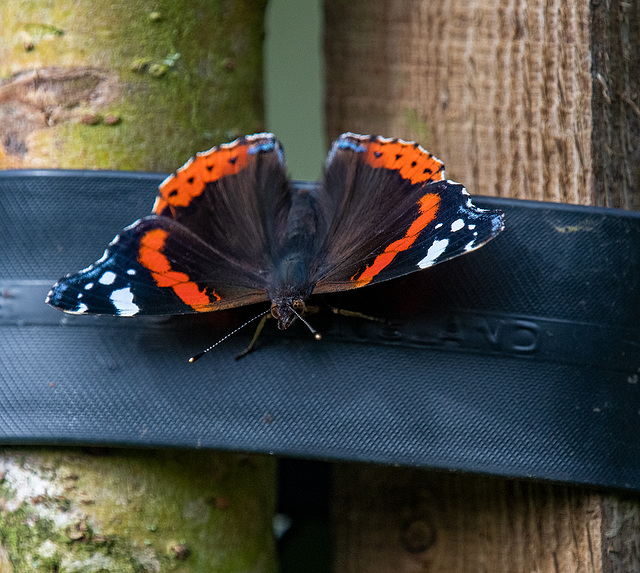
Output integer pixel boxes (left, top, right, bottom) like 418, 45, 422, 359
1, 170, 639, 490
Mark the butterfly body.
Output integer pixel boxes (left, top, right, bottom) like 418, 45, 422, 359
47, 133, 504, 334
269, 251, 316, 330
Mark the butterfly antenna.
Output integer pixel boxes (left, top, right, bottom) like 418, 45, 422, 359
189, 309, 270, 363
290, 306, 322, 341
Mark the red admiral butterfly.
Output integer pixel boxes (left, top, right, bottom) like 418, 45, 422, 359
47, 132, 504, 347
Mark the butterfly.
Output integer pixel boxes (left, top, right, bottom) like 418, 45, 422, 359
46, 132, 504, 354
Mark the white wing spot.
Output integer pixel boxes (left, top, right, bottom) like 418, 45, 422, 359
418, 238, 449, 268
95, 250, 109, 265
84, 282, 94, 290
75, 302, 89, 314
126, 269, 136, 276
99, 271, 117, 285
77, 292, 83, 299
464, 238, 477, 252
435, 223, 443, 230
110, 287, 140, 316
468, 224, 476, 230
451, 218, 465, 232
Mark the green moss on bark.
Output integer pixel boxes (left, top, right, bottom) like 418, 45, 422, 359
0, 449, 276, 572
0, 0, 267, 169
0, 4, 275, 570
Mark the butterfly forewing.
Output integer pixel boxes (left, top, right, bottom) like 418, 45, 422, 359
312, 134, 504, 293
48, 134, 291, 317
46, 216, 270, 316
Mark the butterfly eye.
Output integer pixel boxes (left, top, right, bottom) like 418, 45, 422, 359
292, 299, 305, 311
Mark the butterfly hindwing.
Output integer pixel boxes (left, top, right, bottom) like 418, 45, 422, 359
312, 133, 504, 293
153, 133, 291, 268
46, 216, 270, 316
48, 133, 291, 317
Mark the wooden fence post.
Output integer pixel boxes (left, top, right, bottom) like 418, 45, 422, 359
325, 0, 640, 570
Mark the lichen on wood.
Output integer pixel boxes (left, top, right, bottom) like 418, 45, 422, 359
0, 449, 276, 572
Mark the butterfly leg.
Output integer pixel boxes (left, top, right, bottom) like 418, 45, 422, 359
326, 304, 387, 324
235, 313, 271, 360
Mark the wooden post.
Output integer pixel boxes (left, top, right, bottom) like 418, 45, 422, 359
325, 0, 638, 210
0, 1, 276, 570
325, 0, 640, 570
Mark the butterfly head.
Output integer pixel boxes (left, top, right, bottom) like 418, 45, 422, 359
270, 297, 322, 343
271, 298, 306, 330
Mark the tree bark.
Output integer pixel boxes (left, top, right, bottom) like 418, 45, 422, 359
0, 449, 275, 572
590, 0, 640, 210
0, 1, 276, 571
325, 0, 640, 571
0, 0, 266, 170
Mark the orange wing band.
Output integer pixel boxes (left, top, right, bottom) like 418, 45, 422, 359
138, 228, 219, 311
354, 193, 440, 286
153, 143, 252, 214
362, 140, 445, 185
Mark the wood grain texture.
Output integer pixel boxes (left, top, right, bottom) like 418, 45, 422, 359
333, 465, 640, 573
590, 0, 640, 210
325, 1, 640, 571
325, 0, 593, 204
600, 494, 640, 573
